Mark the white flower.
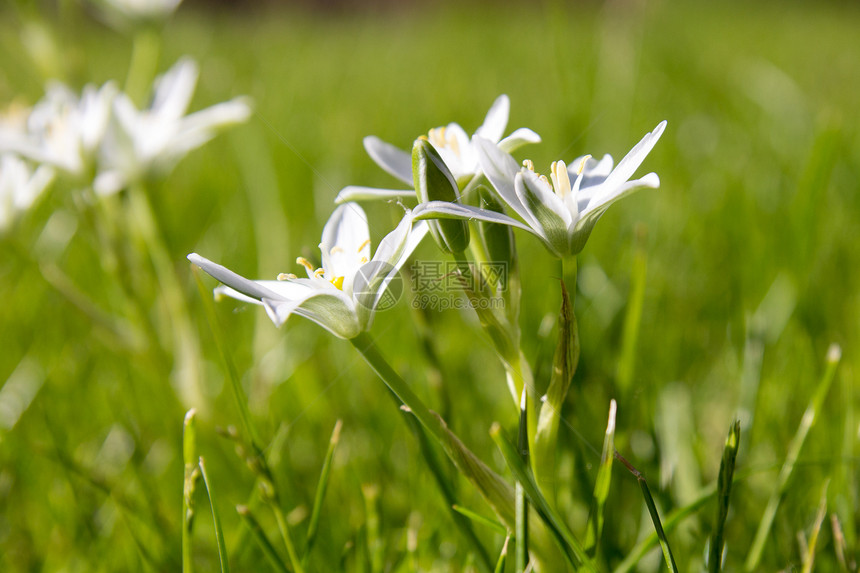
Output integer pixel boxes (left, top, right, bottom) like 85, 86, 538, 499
0, 154, 55, 231
94, 58, 252, 195
413, 121, 667, 258
188, 203, 427, 339
0, 82, 115, 177
335, 94, 540, 203
92, 0, 182, 23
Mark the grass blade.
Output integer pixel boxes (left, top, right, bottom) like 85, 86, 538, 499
495, 536, 511, 573
452, 505, 507, 536
237, 505, 290, 573
744, 343, 841, 571
616, 225, 647, 395
516, 388, 529, 573
615, 451, 678, 573
614, 485, 716, 573
709, 420, 741, 572
303, 419, 342, 564
191, 264, 263, 452
490, 422, 594, 571
182, 409, 200, 573
585, 399, 617, 553
198, 457, 230, 573
801, 480, 829, 573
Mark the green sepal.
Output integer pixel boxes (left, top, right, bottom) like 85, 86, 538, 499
412, 138, 470, 253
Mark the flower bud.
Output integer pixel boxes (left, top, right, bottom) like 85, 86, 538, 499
412, 138, 470, 254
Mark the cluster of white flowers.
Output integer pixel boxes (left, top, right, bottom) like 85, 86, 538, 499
0, 58, 251, 229
192, 95, 665, 338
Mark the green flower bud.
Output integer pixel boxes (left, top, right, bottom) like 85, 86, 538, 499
412, 138, 470, 254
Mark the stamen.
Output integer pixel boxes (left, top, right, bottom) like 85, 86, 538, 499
357, 239, 371, 253
296, 257, 315, 273
447, 130, 460, 156
550, 160, 571, 198
330, 276, 344, 290
538, 174, 550, 186
330, 246, 344, 255
359, 256, 369, 264
277, 273, 297, 281
522, 159, 535, 172
577, 155, 592, 175
313, 268, 326, 279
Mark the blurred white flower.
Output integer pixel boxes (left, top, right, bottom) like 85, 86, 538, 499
0, 82, 115, 178
94, 58, 252, 195
0, 154, 55, 231
92, 0, 183, 23
336, 94, 540, 203
189, 203, 428, 339
413, 121, 666, 257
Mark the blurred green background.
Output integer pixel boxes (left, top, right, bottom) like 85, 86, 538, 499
1, 0, 858, 571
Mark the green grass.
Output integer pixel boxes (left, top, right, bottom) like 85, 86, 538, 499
1, 0, 859, 571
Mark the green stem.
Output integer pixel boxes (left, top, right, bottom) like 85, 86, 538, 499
349, 333, 517, 527
125, 27, 161, 107
271, 503, 305, 573
128, 184, 203, 407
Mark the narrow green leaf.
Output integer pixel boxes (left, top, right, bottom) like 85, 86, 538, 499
745, 343, 841, 571
198, 457, 230, 573
615, 452, 678, 573
182, 409, 200, 573
709, 420, 741, 573
614, 485, 716, 573
191, 264, 263, 453
495, 536, 511, 573
801, 480, 830, 573
490, 422, 593, 571
303, 419, 342, 563
362, 484, 383, 573
451, 505, 507, 536
534, 268, 580, 500
585, 399, 617, 553
237, 505, 290, 573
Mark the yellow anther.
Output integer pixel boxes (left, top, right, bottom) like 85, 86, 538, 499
357, 239, 371, 253
577, 155, 592, 175
330, 246, 344, 255
523, 159, 535, 171
296, 257, 315, 272
418, 134, 429, 142
539, 174, 550, 186
551, 160, 571, 198
447, 131, 460, 156
359, 256, 369, 264
330, 276, 344, 290
313, 268, 326, 279
277, 273, 297, 281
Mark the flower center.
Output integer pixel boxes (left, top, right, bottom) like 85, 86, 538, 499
427, 126, 461, 158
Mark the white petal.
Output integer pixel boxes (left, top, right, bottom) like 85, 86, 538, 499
263, 289, 360, 338
475, 94, 510, 144
498, 127, 542, 153
599, 121, 666, 192
412, 201, 536, 235
473, 136, 536, 227
152, 58, 198, 122
320, 203, 371, 291
334, 185, 415, 204
188, 253, 284, 302
363, 135, 413, 186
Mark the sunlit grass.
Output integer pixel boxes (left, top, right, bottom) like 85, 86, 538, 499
1, 0, 858, 571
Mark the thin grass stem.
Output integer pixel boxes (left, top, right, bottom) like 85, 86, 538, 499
198, 457, 230, 573
615, 451, 678, 573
